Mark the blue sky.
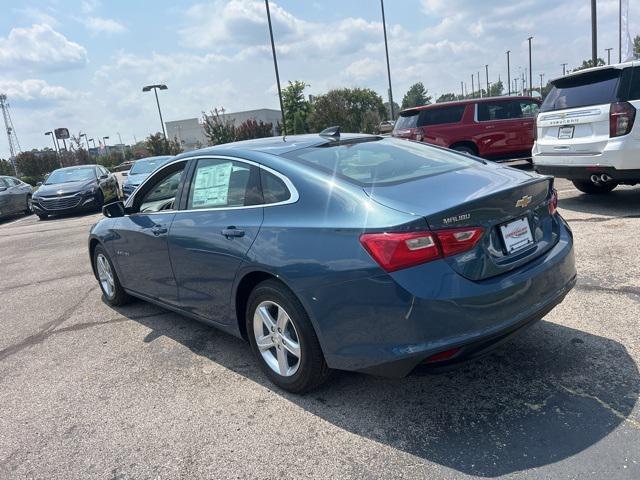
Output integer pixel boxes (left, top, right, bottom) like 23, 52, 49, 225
0, 0, 637, 158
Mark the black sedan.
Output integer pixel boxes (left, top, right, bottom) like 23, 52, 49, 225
32, 165, 119, 220
0, 176, 33, 219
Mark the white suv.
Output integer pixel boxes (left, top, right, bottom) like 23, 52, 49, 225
533, 61, 640, 194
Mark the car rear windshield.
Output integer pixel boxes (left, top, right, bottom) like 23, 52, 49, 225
541, 68, 622, 112
282, 138, 476, 186
130, 157, 172, 175
45, 167, 96, 184
394, 112, 419, 129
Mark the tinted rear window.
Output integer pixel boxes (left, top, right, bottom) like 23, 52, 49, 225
394, 112, 419, 129
541, 68, 622, 112
418, 105, 466, 126
282, 138, 476, 186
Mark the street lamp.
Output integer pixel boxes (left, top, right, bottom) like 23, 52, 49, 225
80, 133, 91, 152
527, 36, 533, 96
103, 136, 110, 156
89, 138, 96, 149
485, 65, 490, 97
506, 50, 511, 96
142, 84, 168, 139
539, 73, 545, 97
605, 47, 613, 65
45, 131, 62, 167
561, 63, 568, 76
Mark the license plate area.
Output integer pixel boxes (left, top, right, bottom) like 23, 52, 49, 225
500, 217, 534, 254
558, 125, 574, 139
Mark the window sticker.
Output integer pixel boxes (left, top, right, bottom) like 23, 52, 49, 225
191, 162, 233, 208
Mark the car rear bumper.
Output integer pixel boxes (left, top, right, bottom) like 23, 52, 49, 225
533, 164, 640, 182
298, 218, 576, 377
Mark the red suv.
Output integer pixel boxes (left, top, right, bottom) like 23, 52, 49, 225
393, 96, 541, 161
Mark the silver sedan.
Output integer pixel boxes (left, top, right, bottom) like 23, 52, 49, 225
0, 176, 33, 219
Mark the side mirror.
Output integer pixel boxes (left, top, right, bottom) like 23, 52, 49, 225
36, 182, 43, 187
102, 200, 126, 218
100, 174, 109, 180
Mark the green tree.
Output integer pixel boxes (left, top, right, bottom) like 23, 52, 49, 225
15, 151, 59, 182
282, 81, 311, 134
401, 82, 432, 110
384, 101, 400, 118
0, 159, 15, 175
572, 58, 605, 72
488, 80, 504, 97
202, 108, 237, 145
307, 88, 386, 134
144, 132, 183, 155
436, 93, 457, 103
235, 119, 274, 141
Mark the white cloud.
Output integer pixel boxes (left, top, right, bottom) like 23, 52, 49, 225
81, 0, 101, 14
0, 24, 87, 72
86, 17, 126, 35
13, 7, 60, 28
0, 79, 73, 103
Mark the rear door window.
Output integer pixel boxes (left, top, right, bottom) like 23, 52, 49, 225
541, 68, 622, 112
417, 105, 465, 126
477, 100, 524, 121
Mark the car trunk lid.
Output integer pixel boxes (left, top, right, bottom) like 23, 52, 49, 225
364, 164, 558, 281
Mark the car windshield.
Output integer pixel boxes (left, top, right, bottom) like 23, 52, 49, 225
541, 68, 622, 112
282, 137, 477, 186
129, 157, 172, 175
45, 167, 96, 184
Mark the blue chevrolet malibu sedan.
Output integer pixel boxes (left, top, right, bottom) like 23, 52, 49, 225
89, 131, 576, 393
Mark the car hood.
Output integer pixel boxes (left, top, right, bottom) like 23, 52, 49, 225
124, 173, 150, 187
36, 180, 95, 196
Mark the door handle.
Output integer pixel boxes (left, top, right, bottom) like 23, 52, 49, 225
151, 226, 168, 236
222, 227, 245, 238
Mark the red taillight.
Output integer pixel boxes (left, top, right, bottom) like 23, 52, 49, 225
435, 227, 484, 257
548, 188, 558, 215
610, 101, 636, 137
360, 227, 484, 272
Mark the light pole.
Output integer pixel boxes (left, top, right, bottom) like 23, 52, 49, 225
103, 136, 110, 156
380, 0, 395, 120
460, 81, 464, 98
506, 50, 511, 96
591, 0, 597, 66
264, 0, 286, 135
89, 138, 96, 149
619, 0, 622, 63
45, 131, 62, 167
605, 47, 613, 65
477, 71, 481, 98
471, 74, 475, 98
561, 63, 568, 76
80, 133, 91, 153
485, 65, 490, 96
539, 73, 545, 97
527, 36, 533, 96
142, 84, 168, 139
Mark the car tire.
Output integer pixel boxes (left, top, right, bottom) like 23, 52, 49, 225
93, 245, 132, 306
572, 180, 618, 194
452, 145, 477, 155
246, 279, 331, 393
36, 212, 48, 220
24, 195, 32, 215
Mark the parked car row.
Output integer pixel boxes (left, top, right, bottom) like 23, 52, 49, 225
88, 130, 576, 393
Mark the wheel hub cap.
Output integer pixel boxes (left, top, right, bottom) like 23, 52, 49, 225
253, 300, 301, 377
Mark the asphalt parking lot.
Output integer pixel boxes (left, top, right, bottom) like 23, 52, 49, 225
0, 176, 639, 479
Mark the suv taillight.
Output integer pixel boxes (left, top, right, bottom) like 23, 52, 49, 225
610, 101, 636, 137
360, 228, 484, 272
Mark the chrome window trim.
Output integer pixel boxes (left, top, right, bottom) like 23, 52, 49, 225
125, 155, 299, 215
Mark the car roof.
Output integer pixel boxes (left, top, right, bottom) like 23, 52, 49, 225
135, 155, 173, 162
550, 60, 640, 83
53, 164, 98, 171
399, 95, 538, 115
177, 133, 377, 157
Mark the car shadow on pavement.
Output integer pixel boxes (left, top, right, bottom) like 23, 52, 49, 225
111, 302, 639, 477
559, 186, 640, 218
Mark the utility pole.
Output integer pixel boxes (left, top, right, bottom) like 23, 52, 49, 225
506, 50, 511, 96
477, 71, 481, 98
471, 74, 475, 98
539, 73, 545, 97
485, 65, 490, 96
619, 0, 622, 62
380, 0, 395, 120
460, 81, 464, 98
528, 37, 533, 97
514, 78, 519, 95
0, 94, 20, 175
591, 0, 598, 66
561, 63, 568, 76
264, 0, 286, 135
605, 47, 613, 65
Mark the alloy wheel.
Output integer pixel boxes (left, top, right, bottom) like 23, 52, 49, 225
253, 300, 301, 377
96, 253, 115, 299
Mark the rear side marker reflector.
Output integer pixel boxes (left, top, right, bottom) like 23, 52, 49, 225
424, 347, 462, 363
360, 227, 484, 272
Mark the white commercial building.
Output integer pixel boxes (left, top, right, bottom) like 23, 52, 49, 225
166, 108, 282, 151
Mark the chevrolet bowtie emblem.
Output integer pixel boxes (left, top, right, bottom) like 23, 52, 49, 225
515, 195, 532, 208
